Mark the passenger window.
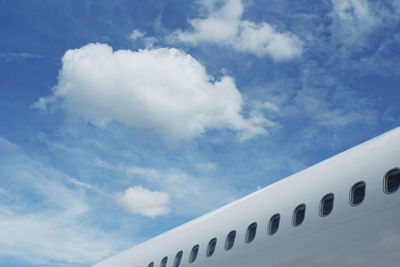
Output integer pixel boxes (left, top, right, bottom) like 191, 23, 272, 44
320, 193, 334, 216
173, 251, 183, 267
268, 214, 280, 235
350, 181, 366, 206
245, 222, 257, 243
189, 244, 199, 263
206, 238, 217, 257
292, 204, 306, 226
384, 168, 400, 194
225, 230, 236, 250
160, 256, 168, 267
148, 262, 154, 267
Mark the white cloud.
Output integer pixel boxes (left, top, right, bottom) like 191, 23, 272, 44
175, 0, 243, 44
235, 21, 303, 61
0, 210, 122, 265
329, 0, 400, 47
95, 161, 238, 216
128, 29, 157, 49
128, 29, 145, 41
332, 0, 375, 23
34, 43, 274, 141
170, 0, 302, 61
264, 81, 378, 131
253, 101, 280, 114
330, 0, 383, 46
124, 166, 238, 215
193, 161, 217, 173
0, 138, 125, 266
395, 0, 400, 15
115, 186, 170, 217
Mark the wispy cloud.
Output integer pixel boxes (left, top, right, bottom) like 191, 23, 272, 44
0, 210, 122, 266
0, 138, 126, 266
292, 86, 378, 129
0, 52, 43, 62
128, 29, 157, 49
329, 0, 399, 47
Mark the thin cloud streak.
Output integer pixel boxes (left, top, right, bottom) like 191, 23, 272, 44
0, 52, 43, 62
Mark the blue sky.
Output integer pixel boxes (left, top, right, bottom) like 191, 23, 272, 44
0, 0, 399, 266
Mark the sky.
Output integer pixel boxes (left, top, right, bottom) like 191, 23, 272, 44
0, 0, 399, 266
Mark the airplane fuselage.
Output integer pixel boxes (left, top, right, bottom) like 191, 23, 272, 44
93, 128, 400, 267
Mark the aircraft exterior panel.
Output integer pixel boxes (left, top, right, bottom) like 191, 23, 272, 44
93, 127, 400, 267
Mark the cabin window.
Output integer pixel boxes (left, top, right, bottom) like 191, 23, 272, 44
268, 214, 280, 235
206, 238, 217, 257
189, 244, 199, 263
173, 251, 183, 267
320, 193, 334, 216
225, 230, 236, 250
245, 222, 257, 243
292, 204, 306, 226
148, 262, 154, 267
160, 256, 168, 267
384, 168, 400, 194
350, 181, 366, 206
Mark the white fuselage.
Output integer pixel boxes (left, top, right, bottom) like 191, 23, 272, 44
93, 128, 400, 267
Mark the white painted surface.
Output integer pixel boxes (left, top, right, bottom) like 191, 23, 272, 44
93, 127, 400, 267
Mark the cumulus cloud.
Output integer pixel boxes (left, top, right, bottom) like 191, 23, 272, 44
170, 0, 302, 61
34, 43, 275, 141
115, 186, 170, 217
175, 0, 243, 44
234, 21, 303, 60
95, 162, 238, 216
125, 166, 238, 215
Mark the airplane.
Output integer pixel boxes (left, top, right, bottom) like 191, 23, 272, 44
93, 127, 400, 267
